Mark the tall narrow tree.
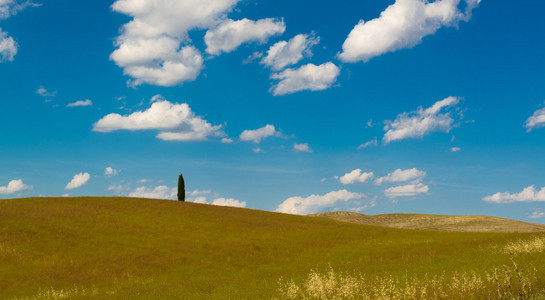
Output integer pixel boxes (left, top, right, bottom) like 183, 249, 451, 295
177, 173, 185, 201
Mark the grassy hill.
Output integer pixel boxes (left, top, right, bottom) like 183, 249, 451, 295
1, 197, 544, 299
309, 211, 545, 232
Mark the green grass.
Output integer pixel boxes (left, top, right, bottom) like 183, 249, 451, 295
1, 197, 545, 299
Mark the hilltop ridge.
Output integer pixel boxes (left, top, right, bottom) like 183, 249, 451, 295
309, 211, 545, 232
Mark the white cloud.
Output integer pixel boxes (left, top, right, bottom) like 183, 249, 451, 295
528, 210, 544, 219
242, 51, 263, 64
192, 197, 208, 204
239, 124, 277, 143
65, 173, 90, 190
211, 197, 246, 208
0, 29, 17, 62
35, 85, 56, 98
339, 169, 374, 185
186, 189, 246, 207
261, 33, 319, 70
338, 0, 481, 63
0, 0, 39, 20
350, 199, 377, 212
104, 167, 119, 177
110, 0, 242, 86
294, 142, 313, 153
205, 18, 285, 55
0, 179, 32, 194
450, 147, 461, 152
0, 1, 39, 62
112, 41, 203, 87
129, 185, 176, 199
189, 189, 213, 197
483, 186, 545, 204
111, 0, 240, 38
93, 96, 223, 142
271, 62, 340, 96
66, 99, 92, 107
358, 139, 378, 149
221, 138, 234, 144
107, 184, 128, 194
375, 168, 426, 185
383, 96, 460, 143
525, 106, 545, 132
276, 189, 365, 215
384, 183, 429, 197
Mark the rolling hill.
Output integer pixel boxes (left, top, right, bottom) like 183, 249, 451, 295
1, 197, 544, 299
309, 211, 545, 232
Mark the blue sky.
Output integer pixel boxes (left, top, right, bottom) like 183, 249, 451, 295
1, 0, 545, 222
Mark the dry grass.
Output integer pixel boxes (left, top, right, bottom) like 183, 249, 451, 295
310, 211, 545, 232
277, 256, 545, 299
11, 286, 101, 300
505, 236, 545, 254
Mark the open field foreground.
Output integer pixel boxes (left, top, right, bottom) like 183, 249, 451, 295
1, 197, 545, 299
310, 211, 545, 233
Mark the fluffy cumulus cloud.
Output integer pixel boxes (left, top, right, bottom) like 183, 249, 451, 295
0, 179, 32, 194
375, 168, 426, 185
383, 96, 460, 143
483, 186, 545, 204
129, 185, 176, 199
205, 18, 285, 55
110, 0, 243, 86
276, 189, 365, 215
65, 173, 90, 190
111, 38, 203, 87
239, 124, 277, 143
93, 96, 223, 142
384, 183, 429, 197
525, 106, 545, 132
271, 62, 340, 96
104, 167, 119, 177
338, 0, 481, 62
293, 142, 313, 153
0, 29, 17, 62
66, 99, 92, 107
261, 33, 319, 70
339, 169, 374, 185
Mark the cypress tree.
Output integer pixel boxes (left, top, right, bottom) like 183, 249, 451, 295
177, 173, 185, 201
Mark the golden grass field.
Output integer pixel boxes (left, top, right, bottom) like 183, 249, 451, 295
1, 197, 545, 299
309, 211, 545, 232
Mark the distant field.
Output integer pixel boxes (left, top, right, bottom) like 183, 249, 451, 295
309, 211, 545, 232
1, 197, 544, 299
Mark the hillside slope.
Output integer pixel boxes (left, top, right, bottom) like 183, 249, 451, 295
1, 197, 544, 299
309, 211, 545, 232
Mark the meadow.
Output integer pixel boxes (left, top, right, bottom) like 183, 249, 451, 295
1, 197, 544, 299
